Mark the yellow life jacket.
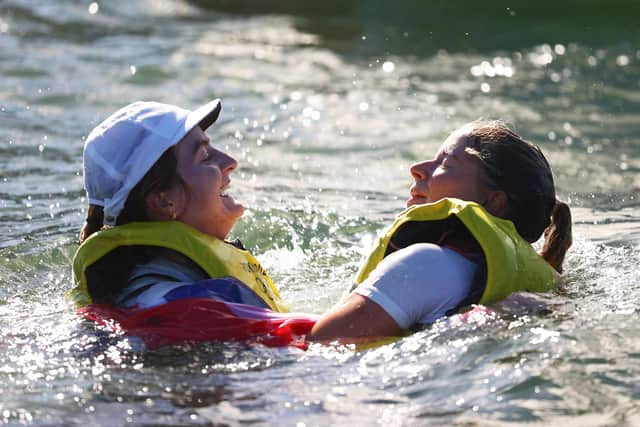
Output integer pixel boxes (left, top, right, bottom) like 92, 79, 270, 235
354, 198, 558, 306
70, 221, 288, 312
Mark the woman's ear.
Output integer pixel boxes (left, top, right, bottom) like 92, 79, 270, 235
484, 190, 509, 217
144, 188, 185, 221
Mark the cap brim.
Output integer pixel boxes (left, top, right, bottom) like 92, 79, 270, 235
191, 99, 221, 131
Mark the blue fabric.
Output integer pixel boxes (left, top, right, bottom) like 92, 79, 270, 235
163, 277, 271, 309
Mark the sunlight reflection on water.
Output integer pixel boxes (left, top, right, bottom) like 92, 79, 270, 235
1, 0, 640, 425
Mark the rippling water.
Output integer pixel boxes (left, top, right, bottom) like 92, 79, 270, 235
1, 0, 640, 425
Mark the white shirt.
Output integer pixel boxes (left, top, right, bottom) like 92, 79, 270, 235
116, 257, 207, 308
353, 243, 477, 328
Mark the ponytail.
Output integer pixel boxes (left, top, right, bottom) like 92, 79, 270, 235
539, 200, 572, 273
79, 204, 106, 244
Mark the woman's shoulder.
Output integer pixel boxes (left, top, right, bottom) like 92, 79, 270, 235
378, 242, 476, 273
115, 252, 208, 307
129, 253, 208, 284
355, 243, 479, 327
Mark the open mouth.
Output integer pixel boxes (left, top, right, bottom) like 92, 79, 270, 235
220, 182, 231, 198
219, 180, 244, 214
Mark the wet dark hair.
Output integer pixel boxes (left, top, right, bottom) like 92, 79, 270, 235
463, 120, 572, 272
79, 146, 183, 244
78, 147, 192, 304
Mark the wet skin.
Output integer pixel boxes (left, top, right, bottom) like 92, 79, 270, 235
150, 126, 244, 240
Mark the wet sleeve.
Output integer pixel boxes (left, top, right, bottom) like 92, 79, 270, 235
117, 257, 208, 308
353, 243, 477, 328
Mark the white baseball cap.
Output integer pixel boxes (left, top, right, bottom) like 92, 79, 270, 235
83, 99, 221, 226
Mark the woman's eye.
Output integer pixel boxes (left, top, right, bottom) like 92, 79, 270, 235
200, 147, 210, 162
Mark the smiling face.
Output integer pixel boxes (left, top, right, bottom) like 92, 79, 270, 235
407, 126, 491, 208
168, 126, 244, 240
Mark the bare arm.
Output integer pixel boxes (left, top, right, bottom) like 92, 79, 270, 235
307, 293, 402, 344
307, 244, 478, 345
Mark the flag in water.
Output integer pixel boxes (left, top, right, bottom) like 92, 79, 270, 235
80, 298, 318, 350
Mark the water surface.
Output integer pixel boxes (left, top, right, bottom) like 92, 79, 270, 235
1, 1, 639, 425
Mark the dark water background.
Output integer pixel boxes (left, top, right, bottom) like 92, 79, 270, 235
1, 1, 639, 425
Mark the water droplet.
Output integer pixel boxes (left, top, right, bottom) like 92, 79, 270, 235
129, 65, 137, 75
616, 55, 630, 66
382, 61, 395, 73
554, 44, 566, 55
470, 65, 483, 77
359, 102, 369, 111
480, 82, 491, 93
88, 2, 99, 14
482, 61, 496, 77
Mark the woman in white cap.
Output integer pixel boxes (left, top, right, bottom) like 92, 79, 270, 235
70, 100, 288, 315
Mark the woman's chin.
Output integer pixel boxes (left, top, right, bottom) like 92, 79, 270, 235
222, 195, 245, 216
229, 204, 245, 221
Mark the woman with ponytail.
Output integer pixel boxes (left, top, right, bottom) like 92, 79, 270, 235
310, 120, 572, 343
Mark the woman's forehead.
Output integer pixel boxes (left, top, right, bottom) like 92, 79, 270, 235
439, 128, 472, 155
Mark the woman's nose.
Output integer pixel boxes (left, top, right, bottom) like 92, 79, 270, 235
222, 154, 238, 174
410, 160, 433, 180
215, 149, 238, 173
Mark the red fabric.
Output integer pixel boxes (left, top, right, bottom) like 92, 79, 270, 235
79, 298, 318, 350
